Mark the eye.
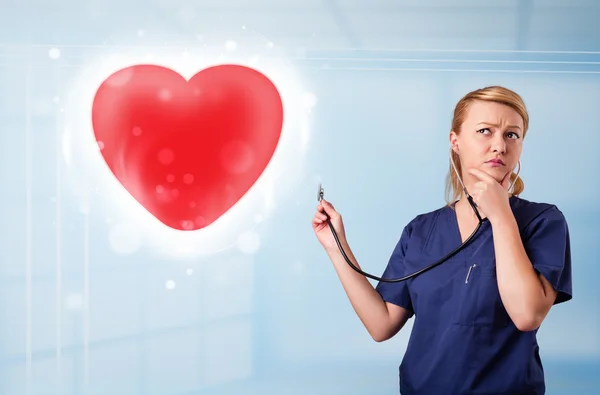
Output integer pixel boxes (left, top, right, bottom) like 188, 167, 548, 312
506, 131, 520, 139
476, 128, 491, 135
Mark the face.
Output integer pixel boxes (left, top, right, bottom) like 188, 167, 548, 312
449, 100, 524, 185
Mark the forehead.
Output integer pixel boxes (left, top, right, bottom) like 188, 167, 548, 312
464, 100, 524, 128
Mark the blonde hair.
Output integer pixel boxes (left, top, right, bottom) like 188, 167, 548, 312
444, 86, 529, 206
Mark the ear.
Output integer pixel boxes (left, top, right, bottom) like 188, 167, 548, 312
449, 131, 459, 153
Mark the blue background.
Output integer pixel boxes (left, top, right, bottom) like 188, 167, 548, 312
1, 0, 598, 394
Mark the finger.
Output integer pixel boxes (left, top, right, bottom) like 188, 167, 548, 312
321, 199, 339, 217
316, 203, 330, 216
312, 221, 325, 231
467, 168, 494, 183
475, 181, 486, 190
472, 186, 484, 199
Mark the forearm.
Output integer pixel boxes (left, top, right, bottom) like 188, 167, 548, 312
491, 213, 548, 331
325, 241, 394, 340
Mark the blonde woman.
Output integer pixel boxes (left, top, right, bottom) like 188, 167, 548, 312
313, 86, 573, 395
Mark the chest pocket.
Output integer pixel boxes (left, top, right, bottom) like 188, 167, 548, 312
453, 257, 511, 328
403, 248, 466, 320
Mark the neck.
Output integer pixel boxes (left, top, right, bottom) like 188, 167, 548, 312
459, 176, 480, 199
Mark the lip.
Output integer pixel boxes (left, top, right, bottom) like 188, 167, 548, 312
486, 159, 505, 166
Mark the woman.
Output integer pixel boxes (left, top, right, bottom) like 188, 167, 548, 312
312, 86, 572, 395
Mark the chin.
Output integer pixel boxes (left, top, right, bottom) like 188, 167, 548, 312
483, 167, 507, 181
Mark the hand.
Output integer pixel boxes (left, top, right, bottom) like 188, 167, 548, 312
467, 168, 512, 224
312, 198, 347, 252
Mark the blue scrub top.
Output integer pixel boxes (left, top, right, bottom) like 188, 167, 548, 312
375, 196, 573, 395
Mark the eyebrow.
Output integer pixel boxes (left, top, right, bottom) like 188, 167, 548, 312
477, 122, 522, 131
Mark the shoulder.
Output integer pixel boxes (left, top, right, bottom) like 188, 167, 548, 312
510, 196, 568, 230
402, 204, 450, 238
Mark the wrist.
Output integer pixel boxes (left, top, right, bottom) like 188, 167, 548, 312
325, 238, 348, 257
489, 208, 517, 229
325, 243, 342, 257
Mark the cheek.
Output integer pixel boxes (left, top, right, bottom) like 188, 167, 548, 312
508, 142, 522, 158
462, 143, 488, 164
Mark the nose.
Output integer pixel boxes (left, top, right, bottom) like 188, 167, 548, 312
492, 133, 506, 153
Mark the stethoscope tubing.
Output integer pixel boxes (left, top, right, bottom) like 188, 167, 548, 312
317, 150, 510, 283
319, 185, 486, 283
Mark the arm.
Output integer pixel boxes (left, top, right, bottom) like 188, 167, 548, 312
462, 169, 572, 332
325, 241, 412, 342
491, 214, 557, 331
491, 206, 572, 332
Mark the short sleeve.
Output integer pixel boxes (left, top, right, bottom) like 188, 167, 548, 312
523, 206, 573, 305
375, 226, 415, 317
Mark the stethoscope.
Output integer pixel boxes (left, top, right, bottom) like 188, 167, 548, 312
317, 150, 520, 283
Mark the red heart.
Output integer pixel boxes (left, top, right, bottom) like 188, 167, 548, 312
91, 64, 283, 231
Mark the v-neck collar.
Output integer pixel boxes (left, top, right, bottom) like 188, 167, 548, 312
446, 196, 518, 249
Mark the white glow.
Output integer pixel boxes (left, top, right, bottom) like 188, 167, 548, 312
301, 92, 317, 109
225, 40, 238, 52
237, 230, 260, 254
49, 47, 61, 59
108, 221, 142, 255
60, 32, 312, 259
